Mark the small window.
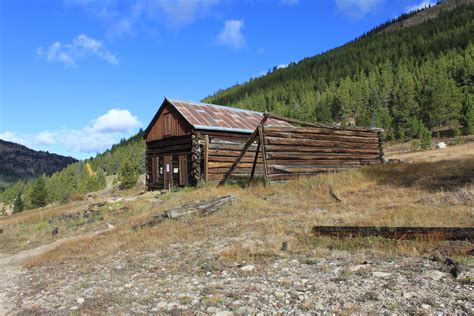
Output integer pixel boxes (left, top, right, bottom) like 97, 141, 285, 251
173, 167, 179, 174
159, 167, 163, 175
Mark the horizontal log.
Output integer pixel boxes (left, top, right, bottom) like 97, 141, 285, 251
208, 167, 256, 174
208, 173, 254, 180
146, 136, 192, 149
264, 127, 378, 138
133, 195, 236, 230
209, 162, 256, 168
264, 131, 379, 144
312, 226, 474, 241
208, 149, 260, 158
269, 165, 357, 174
208, 143, 259, 152
267, 159, 380, 166
265, 145, 381, 155
267, 173, 329, 181
266, 152, 380, 160
208, 156, 262, 163
265, 137, 380, 150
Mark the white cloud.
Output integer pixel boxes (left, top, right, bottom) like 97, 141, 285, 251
406, 0, 436, 12
38, 34, 118, 67
0, 131, 26, 145
336, 0, 382, 17
90, 109, 141, 133
281, 0, 300, 6
1, 108, 142, 156
277, 64, 288, 69
67, 0, 221, 38
35, 132, 55, 145
217, 19, 245, 49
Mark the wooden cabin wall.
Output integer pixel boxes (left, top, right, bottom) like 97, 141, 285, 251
146, 136, 193, 190
195, 131, 263, 181
146, 104, 192, 142
262, 126, 384, 182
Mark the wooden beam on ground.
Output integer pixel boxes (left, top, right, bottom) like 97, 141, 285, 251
312, 226, 474, 241
218, 114, 269, 186
133, 195, 235, 230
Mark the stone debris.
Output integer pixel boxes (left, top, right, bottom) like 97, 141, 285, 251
5, 245, 473, 314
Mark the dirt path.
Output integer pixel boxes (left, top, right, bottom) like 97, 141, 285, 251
0, 228, 113, 315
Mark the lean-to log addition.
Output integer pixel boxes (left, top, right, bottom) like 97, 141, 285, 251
312, 226, 474, 241
218, 113, 384, 186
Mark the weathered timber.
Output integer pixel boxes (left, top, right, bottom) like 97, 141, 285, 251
264, 145, 381, 154
269, 165, 357, 174
218, 115, 269, 186
266, 153, 380, 160
312, 226, 474, 240
204, 135, 209, 181
264, 126, 379, 138
265, 137, 380, 150
133, 195, 236, 230
258, 124, 270, 186
266, 159, 380, 166
251, 139, 261, 179
264, 131, 379, 144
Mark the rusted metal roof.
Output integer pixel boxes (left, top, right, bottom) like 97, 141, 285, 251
166, 97, 292, 133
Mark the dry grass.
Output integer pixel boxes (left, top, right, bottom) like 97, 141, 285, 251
2, 142, 473, 268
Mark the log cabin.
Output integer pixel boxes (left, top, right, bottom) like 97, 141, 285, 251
143, 97, 291, 190
144, 98, 384, 190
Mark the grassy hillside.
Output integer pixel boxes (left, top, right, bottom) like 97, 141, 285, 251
1, 142, 472, 313
204, 3, 474, 140
0, 140, 77, 191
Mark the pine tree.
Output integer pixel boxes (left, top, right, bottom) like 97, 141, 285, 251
13, 192, 24, 213
30, 177, 47, 208
118, 156, 138, 190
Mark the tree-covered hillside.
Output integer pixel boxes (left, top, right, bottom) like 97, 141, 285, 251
0, 131, 146, 211
0, 139, 77, 191
204, 4, 474, 140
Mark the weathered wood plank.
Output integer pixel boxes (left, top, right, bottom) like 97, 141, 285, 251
265, 137, 380, 150
266, 153, 380, 160
265, 145, 381, 155
312, 226, 474, 240
133, 195, 236, 230
267, 159, 380, 166
264, 131, 379, 144
264, 126, 379, 137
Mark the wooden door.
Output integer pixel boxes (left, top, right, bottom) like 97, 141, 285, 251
178, 154, 188, 186
163, 155, 173, 189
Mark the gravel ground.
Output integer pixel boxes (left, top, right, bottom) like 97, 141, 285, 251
6, 241, 473, 314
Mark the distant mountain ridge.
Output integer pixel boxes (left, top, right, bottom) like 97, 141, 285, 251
0, 139, 77, 191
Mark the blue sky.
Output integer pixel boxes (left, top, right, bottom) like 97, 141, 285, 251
0, 0, 436, 159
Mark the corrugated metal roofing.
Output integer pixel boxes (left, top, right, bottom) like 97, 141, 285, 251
166, 97, 292, 133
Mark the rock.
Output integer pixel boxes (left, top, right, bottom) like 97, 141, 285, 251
403, 292, 416, 299
423, 270, 446, 281
240, 265, 255, 271
372, 272, 392, 278
215, 311, 233, 316
435, 142, 447, 149
70, 306, 79, 310
207, 307, 219, 313
124, 282, 133, 288
235, 306, 252, 315
76, 297, 85, 304
421, 304, 431, 309
349, 265, 367, 272
106, 223, 114, 229
156, 302, 167, 309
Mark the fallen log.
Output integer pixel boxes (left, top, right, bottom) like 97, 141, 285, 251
133, 195, 235, 230
312, 226, 474, 241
